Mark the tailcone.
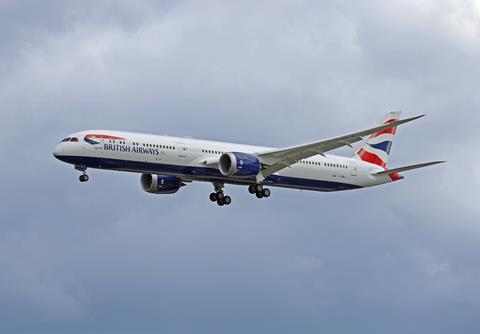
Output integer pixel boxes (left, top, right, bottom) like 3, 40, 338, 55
389, 172, 404, 181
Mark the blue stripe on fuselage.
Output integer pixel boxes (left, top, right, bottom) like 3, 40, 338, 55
54, 155, 361, 192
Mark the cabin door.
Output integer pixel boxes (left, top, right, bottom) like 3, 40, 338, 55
349, 162, 357, 177
177, 143, 188, 159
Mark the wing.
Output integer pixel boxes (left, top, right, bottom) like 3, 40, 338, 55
255, 114, 425, 181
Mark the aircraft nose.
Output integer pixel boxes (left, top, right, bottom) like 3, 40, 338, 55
52, 144, 63, 158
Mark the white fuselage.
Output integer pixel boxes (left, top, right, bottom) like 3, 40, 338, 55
53, 130, 393, 192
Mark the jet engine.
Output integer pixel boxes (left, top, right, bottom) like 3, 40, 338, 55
219, 152, 261, 177
140, 174, 185, 194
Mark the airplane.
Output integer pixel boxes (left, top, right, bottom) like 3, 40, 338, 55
53, 111, 444, 206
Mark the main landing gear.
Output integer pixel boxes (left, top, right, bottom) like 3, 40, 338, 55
209, 182, 271, 206
248, 184, 271, 199
209, 182, 232, 206
75, 165, 89, 183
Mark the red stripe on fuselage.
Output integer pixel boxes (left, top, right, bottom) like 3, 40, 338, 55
85, 134, 126, 140
357, 148, 386, 168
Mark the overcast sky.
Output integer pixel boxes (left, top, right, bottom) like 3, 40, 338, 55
1, 0, 479, 333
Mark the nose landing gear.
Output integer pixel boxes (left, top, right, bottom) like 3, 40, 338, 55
79, 174, 89, 182
75, 165, 89, 183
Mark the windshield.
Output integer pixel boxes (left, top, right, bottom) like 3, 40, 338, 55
60, 137, 79, 143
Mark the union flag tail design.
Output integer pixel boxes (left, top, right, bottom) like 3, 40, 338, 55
354, 111, 402, 168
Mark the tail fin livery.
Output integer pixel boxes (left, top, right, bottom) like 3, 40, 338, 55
354, 111, 402, 168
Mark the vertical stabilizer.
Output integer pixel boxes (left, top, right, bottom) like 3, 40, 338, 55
354, 111, 402, 168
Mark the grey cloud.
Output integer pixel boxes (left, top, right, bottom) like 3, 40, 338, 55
0, 0, 479, 333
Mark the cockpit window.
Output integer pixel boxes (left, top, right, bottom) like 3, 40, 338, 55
70, 137, 79, 142
61, 137, 71, 142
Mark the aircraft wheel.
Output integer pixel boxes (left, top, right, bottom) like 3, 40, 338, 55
262, 188, 271, 198
217, 198, 225, 206
254, 184, 263, 193
216, 191, 225, 200
209, 193, 217, 202
79, 174, 89, 182
256, 191, 264, 199
248, 185, 256, 194
224, 196, 232, 205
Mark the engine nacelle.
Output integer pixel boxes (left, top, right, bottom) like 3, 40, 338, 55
219, 152, 261, 177
140, 174, 185, 194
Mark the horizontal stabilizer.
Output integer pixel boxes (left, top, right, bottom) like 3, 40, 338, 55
374, 161, 445, 176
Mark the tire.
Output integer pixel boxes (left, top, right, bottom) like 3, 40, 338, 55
209, 193, 217, 202
224, 196, 232, 205
79, 175, 89, 182
216, 192, 225, 200
262, 188, 271, 198
256, 192, 264, 199
217, 198, 225, 206
248, 185, 256, 194
254, 184, 263, 192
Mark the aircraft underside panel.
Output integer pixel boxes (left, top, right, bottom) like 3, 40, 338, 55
56, 155, 362, 192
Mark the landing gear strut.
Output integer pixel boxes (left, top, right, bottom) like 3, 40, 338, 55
249, 184, 271, 199
210, 181, 232, 206
75, 165, 89, 183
